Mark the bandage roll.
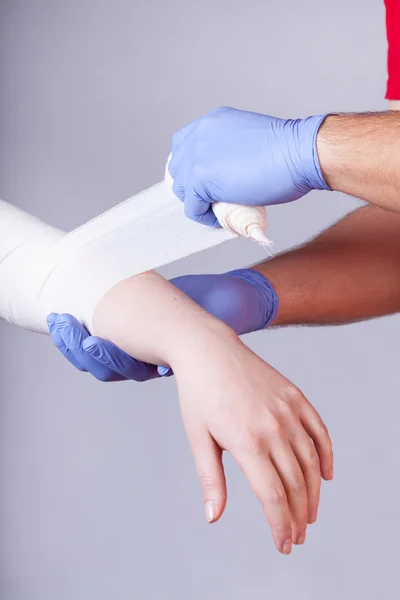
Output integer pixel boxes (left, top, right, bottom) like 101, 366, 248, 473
164, 154, 273, 247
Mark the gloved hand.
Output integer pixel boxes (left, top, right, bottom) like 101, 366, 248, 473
168, 106, 330, 226
47, 313, 160, 382
47, 268, 278, 382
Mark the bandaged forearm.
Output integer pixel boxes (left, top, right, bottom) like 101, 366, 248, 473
0, 196, 226, 333
0, 165, 271, 334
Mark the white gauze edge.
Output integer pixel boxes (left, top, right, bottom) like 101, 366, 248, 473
0, 162, 272, 334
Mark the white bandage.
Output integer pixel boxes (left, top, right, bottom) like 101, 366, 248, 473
0, 162, 271, 334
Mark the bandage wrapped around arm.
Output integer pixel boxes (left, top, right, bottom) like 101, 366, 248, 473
0, 191, 232, 333
0, 201, 65, 332
0, 162, 272, 334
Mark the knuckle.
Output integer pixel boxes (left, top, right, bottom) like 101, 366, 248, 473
276, 400, 294, 420
289, 474, 306, 496
316, 420, 330, 441
240, 430, 264, 457
265, 485, 286, 506
307, 449, 321, 469
267, 417, 285, 438
233, 422, 262, 449
198, 474, 216, 493
273, 521, 291, 537
282, 382, 303, 404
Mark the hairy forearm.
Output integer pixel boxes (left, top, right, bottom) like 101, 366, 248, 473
317, 112, 400, 211
253, 205, 400, 326
92, 271, 234, 367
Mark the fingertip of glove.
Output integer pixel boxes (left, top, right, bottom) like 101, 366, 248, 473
82, 337, 100, 355
55, 313, 75, 328
157, 366, 172, 377
46, 313, 58, 334
193, 209, 220, 228
46, 312, 57, 326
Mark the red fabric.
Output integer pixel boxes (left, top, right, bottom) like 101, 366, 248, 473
385, 0, 400, 99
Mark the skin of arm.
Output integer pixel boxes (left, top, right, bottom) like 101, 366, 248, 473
253, 203, 400, 327
316, 111, 400, 212
92, 271, 333, 555
254, 100, 400, 327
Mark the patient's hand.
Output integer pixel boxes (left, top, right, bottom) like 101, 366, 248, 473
172, 327, 333, 555
88, 272, 333, 555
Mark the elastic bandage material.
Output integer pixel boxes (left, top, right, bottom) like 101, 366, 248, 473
0, 161, 271, 334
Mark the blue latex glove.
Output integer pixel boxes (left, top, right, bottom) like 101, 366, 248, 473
46, 313, 160, 382
168, 106, 330, 226
47, 268, 278, 382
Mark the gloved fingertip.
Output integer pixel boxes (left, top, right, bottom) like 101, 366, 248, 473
82, 338, 100, 356
46, 313, 58, 326
210, 214, 222, 228
198, 211, 221, 228
157, 366, 172, 377
55, 313, 71, 328
185, 206, 219, 228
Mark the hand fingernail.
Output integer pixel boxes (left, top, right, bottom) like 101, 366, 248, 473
296, 530, 306, 545
282, 538, 292, 555
329, 466, 334, 479
205, 501, 216, 523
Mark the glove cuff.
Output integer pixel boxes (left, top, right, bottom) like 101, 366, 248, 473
226, 268, 279, 330
299, 114, 332, 192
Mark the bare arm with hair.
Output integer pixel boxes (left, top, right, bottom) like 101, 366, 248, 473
316, 112, 400, 212
253, 96, 400, 326
252, 203, 400, 327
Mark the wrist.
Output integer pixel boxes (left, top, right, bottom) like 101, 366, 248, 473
315, 114, 346, 190
315, 113, 397, 195
292, 114, 332, 192
92, 272, 236, 368
167, 317, 238, 371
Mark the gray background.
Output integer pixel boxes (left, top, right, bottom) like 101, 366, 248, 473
0, 1, 397, 598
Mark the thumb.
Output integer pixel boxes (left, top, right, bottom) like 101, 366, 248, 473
192, 433, 227, 524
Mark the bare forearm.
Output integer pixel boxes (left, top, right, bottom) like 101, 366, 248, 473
92, 271, 233, 367
317, 112, 400, 212
253, 205, 400, 326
